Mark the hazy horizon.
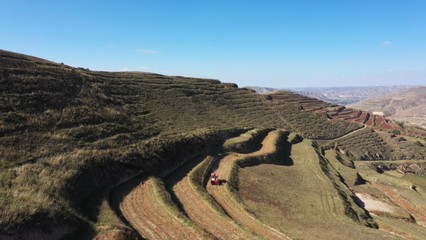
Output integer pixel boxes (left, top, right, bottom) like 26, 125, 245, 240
1, 0, 425, 88
248, 84, 422, 90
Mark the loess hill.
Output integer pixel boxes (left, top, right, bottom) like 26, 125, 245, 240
0, 50, 361, 237
3, 50, 425, 239
350, 86, 426, 129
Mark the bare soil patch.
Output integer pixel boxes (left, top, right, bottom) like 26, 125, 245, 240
355, 193, 398, 215
374, 182, 426, 227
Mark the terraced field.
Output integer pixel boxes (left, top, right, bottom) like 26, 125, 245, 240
116, 128, 426, 239
2, 50, 426, 239
119, 129, 290, 239
267, 91, 426, 138
3, 50, 363, 237
206, 131, 290, 240
325, 150, 426, 239
321, 127, 426, 161
168, 156, 255, 240
120, 177, 208, 239
237, 139, 398, 240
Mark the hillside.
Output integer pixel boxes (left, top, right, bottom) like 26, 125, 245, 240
0, 50, 361, 238
350, 87, 426, 129
266, 91, 426, 160
1, 50, 426, 240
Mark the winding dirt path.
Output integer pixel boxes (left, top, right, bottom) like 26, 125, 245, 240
207, 130, 291, 240
120, 177, 207, 240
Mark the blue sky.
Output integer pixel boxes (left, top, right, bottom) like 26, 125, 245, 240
1, 0, 425, 88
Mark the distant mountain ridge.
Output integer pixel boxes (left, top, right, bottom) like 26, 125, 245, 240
350, 86, 426, 129
248, 86, 416, 105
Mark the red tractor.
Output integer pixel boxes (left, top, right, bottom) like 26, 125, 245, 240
210, 172, 220, 185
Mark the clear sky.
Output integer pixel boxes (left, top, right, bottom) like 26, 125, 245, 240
1, 0, 425, 88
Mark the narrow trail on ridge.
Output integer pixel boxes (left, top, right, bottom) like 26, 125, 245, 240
207, 130, 292, 240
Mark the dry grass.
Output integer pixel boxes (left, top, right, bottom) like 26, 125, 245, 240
2, 49, 425, 238
238, 140, 396, 240
223, 128, 271, 153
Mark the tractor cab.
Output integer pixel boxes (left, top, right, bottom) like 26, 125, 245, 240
210, 172, 220, 185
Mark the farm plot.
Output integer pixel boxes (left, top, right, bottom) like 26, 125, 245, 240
355, 111, 369, 124
167, 155, 257, 240
119, 177, 208, 240
365, 114, 374, 126
330, 153, 426, 238
373, 182, 426, 227
207, 130, 291, 240
238, 140, 397, 240
119, 128, 423, 239
119, 129, 279, 240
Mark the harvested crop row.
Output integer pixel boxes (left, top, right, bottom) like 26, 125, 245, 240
207, 130, 291, 240
170, 156, 257, 240
120, 177, 207, 240
223, 128, 271, 153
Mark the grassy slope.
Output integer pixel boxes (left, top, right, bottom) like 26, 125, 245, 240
324, 149, 426, 239
238, 140, 397, 240
0, 50, 362, 236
